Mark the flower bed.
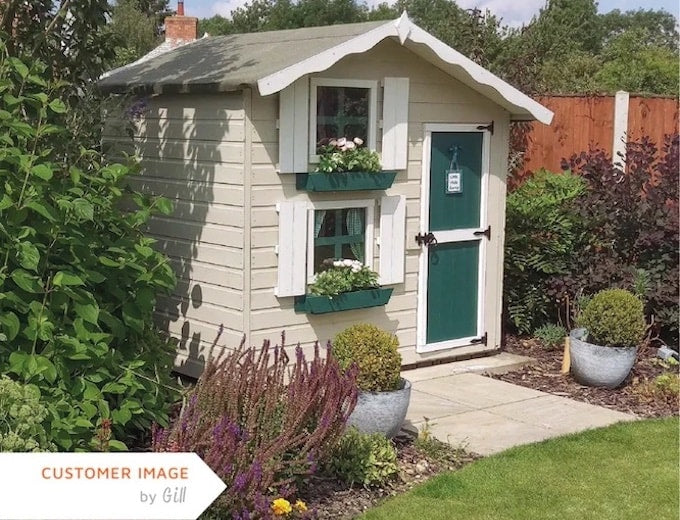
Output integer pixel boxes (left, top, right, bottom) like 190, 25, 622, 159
494, 335, 679, 418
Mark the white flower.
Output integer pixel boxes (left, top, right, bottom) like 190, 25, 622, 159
353, 137, 364, 145
343, 259, 353, 267
344, 141, 356, 150
336, 137, 347, 147
333, 260, 343, 267
351, 266, 361, 273
328, 139, 338, 146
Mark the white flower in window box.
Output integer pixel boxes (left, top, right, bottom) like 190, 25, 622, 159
315, 136, 382, 174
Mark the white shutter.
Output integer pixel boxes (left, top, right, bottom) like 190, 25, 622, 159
278, 77, 309, 173
379, 195, 406, 285
275, 201, 308, 296
381, 77, 410, 170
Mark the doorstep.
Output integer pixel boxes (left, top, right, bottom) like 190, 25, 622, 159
402, 352, 534, 383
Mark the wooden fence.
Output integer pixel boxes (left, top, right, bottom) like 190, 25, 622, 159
518, 94, 679, 177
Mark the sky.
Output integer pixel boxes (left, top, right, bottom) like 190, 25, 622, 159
186, 0, 680, 26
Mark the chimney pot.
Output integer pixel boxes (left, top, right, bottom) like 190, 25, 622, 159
177, 1, 184, 16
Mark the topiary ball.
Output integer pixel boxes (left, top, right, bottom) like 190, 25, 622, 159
579, 289, 646, 348
333, 324, 401, 392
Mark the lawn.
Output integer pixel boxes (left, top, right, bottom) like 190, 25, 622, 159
362, 418, 679, 520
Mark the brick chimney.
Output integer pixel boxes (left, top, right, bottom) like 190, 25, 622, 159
165, 1, 198, 43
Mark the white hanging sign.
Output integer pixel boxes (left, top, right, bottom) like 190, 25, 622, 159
446, 169, 462, 194
0, 452, 226, 520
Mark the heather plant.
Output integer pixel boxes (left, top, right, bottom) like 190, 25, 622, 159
152, 336, 358, 517
333, 324, 401, 392
0, 48, 178, 450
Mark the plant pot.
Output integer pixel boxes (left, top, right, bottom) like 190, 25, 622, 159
347, 378, 411, 439
569, 328, 637, 388
296, 171, 396, 192
293, 288, 393, 314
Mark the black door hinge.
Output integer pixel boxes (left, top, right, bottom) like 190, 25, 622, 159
473, 226, 491, 240
415, 231, 437, 247
476, 121, 494, 135
471, 333, 487, 345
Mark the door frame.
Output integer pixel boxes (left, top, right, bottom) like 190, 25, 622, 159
416, 123, 491, 353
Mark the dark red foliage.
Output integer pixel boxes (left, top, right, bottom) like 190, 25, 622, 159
552, 134, 679, 343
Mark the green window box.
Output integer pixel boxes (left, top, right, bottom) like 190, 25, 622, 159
296, 171, 396, 192
294, 288, 393, 314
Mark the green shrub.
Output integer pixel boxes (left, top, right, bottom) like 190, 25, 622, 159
534, 324, 567, 350
0, 376, 54, 452
0, 50, 179, 450
579, 289, 646, 348
333, 324, 401, 392
504, 170, 588, 333
324, 427, 398, 487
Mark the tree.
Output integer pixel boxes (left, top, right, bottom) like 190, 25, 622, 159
108, 0, 160, 68
600, 8, 678, 50
594, 28, 679, 95
0, 0, 115, 84
198, 14, 234, 36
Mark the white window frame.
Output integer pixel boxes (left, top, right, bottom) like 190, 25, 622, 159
306, 199, 375, 282
309, 78, 378, 163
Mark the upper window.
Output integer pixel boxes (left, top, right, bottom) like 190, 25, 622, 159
309, 79, 377, 159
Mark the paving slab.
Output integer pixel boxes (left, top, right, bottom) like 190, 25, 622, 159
413, 372, 546, 409
406, 372, 637, 455
406, 389, 475, 423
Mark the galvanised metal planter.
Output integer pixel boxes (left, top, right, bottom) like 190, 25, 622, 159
296, 171, 397, 192
348, 378, 412, 439
569, 328, 638, 388
294, 288, 393, 314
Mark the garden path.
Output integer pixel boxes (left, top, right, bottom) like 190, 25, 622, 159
404, 354, 636, 455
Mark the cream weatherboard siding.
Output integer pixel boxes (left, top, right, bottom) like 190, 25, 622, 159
104, 93, 247, 377
247, 39, 509, 364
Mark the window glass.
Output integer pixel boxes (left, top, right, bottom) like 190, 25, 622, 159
313, 208, 366, 273
316, 86, 369, 150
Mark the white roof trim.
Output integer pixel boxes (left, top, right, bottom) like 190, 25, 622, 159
257, 13, 553, 125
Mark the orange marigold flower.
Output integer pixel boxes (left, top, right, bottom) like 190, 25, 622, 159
271, 498, 292, 516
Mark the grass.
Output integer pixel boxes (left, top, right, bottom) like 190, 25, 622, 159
362, 418, 679, 520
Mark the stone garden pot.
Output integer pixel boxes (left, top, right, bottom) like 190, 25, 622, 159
347, 378, 411, 438
570, 328, 637, 388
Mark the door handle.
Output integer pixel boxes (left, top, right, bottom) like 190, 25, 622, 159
415, 232, 437, 247
473, 226, 491, 239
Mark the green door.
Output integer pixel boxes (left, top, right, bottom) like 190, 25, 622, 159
422, 131, 487, 348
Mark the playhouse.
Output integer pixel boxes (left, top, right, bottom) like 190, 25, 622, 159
100, 14, 553, 377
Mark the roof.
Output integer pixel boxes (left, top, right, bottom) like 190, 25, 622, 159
99, 14, 552, 124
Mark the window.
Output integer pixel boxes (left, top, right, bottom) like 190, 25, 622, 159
307, 200, 375, 279
309, 79, 377, 159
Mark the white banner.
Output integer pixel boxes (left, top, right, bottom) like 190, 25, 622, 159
0, 452, 226, 520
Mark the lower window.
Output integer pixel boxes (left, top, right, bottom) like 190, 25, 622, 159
313, 208, 366, 273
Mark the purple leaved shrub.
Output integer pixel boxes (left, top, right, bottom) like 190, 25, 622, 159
152, 336, 358, 518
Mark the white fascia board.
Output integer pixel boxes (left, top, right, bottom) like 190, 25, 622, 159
257, 14, 554, 125
257, 20, 399, 96
406, 24, 553, 125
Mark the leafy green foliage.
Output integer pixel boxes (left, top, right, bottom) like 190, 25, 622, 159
333, 324, 401, 392
0, 49, 179, 450
504, 170, 588, 333
316, 138, 382, 173
533, 324, 567, 350
579, 290, 646, 348
0, 376, 55, 451
108, 0, 162, 68
309, 259, 379, 296
324, 427, 398, 487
